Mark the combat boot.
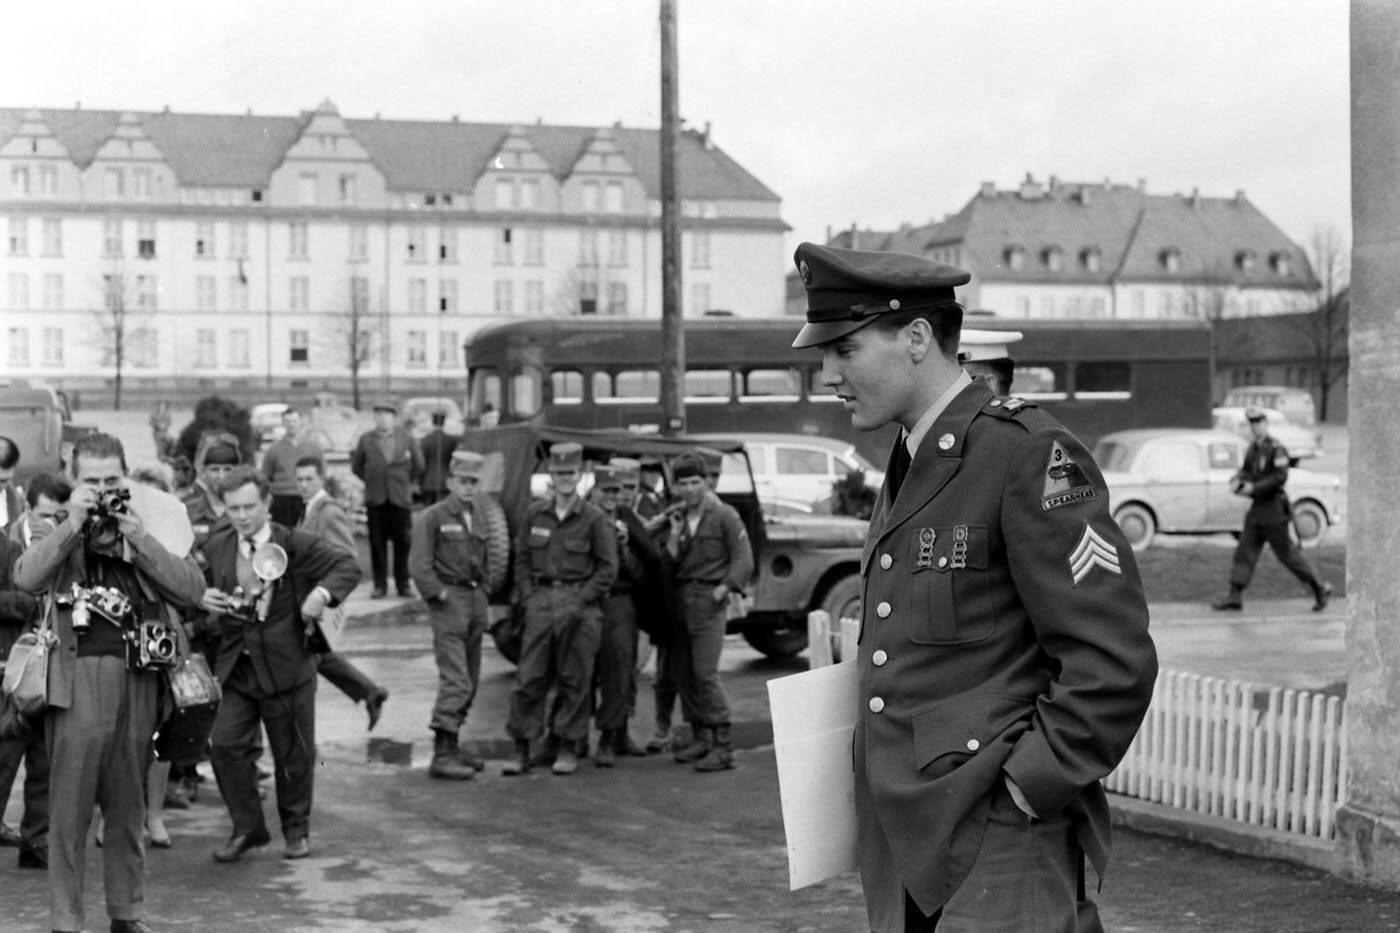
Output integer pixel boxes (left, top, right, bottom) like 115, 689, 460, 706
501, 739, 532, 776
673, 724, 711, 764
645, 721, 672, 754
594, 730, 616, 768
1211, 586, 1243, 611
552, 746, 580, 775
429, 730, 476, 781
1312, 582, 1334, 612
694, 724, 734, 772
615, 720, 647, 757
528, 733, 560, 769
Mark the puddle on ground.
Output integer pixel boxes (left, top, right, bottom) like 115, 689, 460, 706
367, 737, 414, 765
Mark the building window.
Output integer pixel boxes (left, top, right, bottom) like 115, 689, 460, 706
1131, 289, 1146, 317
690, 230, 711, 270
41, 218, 61, 256
105, 167, 124, 199
607, 231, 628, 267
10, 166, 29, 197
1236, 250, 1257, 274
439, 279, 457, 313
103, 218, 123, 257
405, 330, 427, 368
289, 329, 310, 364
39, 165, 57, 197
195, 222, 216, 259
578, 280, 598, 315
495, 178, 515, 210
229, 221, 249, 259
1160, 248, 1181, 273
349, 223, 369, 261
1270, 252, 1291, 276
1089, 296, 1107, 317
196, 275, 216, 311
42, 273, 62, 310
523, 228, 544, 265
408, 279, 427, 314
495, 228, 513, 265
289, 276, 309, 311
298, 172, 317, 206
8, 328, 29, 366
439, 331, 459, 367
406, 225, 425, 261
339, 173, 357, 205
1042, 246, 1063, 272
102, 274, 121, 311
8, 273, 29, 309
229, 329, 250, 369
129, 328, 158, 368
524, 280, 544, 314
137, 219, 157, 259
439, 227, 458, 262
195, 328, 217, 368
581, 181, 600, 213
578, 229, 598, 266
1005, 245, 1027, 272
605, 181, 624, 213
520, 178, 539, 211
289, 222, 308, 260
132, 167, 152, 200
8, 217, 28, 255
350, 277, 370, 314
41, 327, 63, 366
136, 275, 158, 310
494, 280, 514, 314
229, 276, 249, 312
607, 282, 628, 315
691, 282, 710, 315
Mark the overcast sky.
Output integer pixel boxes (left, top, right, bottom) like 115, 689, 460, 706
4, 1, 1351, 259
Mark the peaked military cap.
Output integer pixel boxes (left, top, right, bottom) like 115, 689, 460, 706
548, 442, 584, 471
449, 450, 484, 478
791, 241, 972, 349
608, 457, 642, 483
593, 463, 624, 489
958, 328, 1024, 363
372, 397, 398, 413
1245, 406, 1267, 423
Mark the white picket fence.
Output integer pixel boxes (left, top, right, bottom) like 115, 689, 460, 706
805, 613, 1348, 841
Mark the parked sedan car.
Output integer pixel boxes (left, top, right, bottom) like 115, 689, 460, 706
693, 432, 884, 512
250, 402, 289, 445
402, 397, 465, 440
1093, 429, 1342, 551
1211, 406, 1322, 461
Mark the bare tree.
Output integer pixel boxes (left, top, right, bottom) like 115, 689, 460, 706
1284, 225, 1350, 420
552, 260, 627, 317
90, 264, 154, 410
323, 275, 378, 410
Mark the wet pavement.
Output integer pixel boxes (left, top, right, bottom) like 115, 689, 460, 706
2, 584, 1396, 932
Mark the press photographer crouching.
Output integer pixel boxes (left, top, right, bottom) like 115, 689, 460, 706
13, 432, 206, 933
200, 466, 360, 864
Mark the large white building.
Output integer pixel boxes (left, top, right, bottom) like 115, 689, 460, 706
0, 101, 786, 404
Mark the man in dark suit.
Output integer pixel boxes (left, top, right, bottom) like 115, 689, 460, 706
201, 466, 360, 863
350, 398, 423, 598
790, 242, 1157, 933
417, 410, 457, 505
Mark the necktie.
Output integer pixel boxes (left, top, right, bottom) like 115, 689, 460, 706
236, 536, 258, 595
888, 438, 912, 501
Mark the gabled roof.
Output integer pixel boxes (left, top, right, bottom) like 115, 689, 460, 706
0, 106, 780, 201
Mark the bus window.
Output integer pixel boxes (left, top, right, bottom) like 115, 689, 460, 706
741, 368, 800, 402
510, 366, 543, 418
469, 368, 502, 420
550, 369, 585, 405
591, 371, 612, 402
684, 369, 733, 404
600, 369, 659, 404
806, 368, 839, 401
1013, 364, 1068, 400
1074, 362, 1131, 400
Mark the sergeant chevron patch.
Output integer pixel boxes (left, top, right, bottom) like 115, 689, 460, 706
1068, 522, 1122, 585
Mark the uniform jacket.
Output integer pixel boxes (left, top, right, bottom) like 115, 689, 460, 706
418, 430, 458, 496
1235, 435, 1292, 523
298, 491, 358, 558
854, 380, 1156, 929
513, 497, 618, 607
204, 522, 361, 695
350, 427, 423, 509
12, 517, 206, 711
670, 496, 754, 591
409, 495, 503, 600
182, 480, 227, 571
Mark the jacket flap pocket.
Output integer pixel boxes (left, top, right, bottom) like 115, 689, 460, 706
563, 538, 590, 554
911, 526, 989, 574
912, 692, 1033, 771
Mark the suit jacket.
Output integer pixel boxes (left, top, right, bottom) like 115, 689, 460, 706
204, 522, 360, 695
350, 427, 423, 508
853, 380, 1156, 929
418, 429, 457, 495
298, 493, 358, 558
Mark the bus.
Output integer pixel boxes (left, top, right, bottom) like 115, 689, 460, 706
463, 316, 1212, 465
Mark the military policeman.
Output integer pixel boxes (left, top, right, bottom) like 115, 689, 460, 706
790, 241, 1157, 933
665, 453, 754, 773
1211, 407, 1332, 612
502, 443, 617, 776
409, 450, 506, 780
958, 327, 1023, 398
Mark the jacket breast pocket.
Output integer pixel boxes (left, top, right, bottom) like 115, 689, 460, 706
695, 532, 726, 562
908, 525, 993, 645
560, 538, 592, 575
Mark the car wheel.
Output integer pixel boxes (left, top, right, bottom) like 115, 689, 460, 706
819, 575, 862, 662
1292, 500, 1329, 548
742, 626, 808, 659
1113, 503, 1157, 551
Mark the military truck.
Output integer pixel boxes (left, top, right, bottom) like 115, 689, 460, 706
457, 423, 865, 659
0, 380, 96, 482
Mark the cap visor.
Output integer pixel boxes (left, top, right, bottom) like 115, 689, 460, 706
791, 316, 876, 349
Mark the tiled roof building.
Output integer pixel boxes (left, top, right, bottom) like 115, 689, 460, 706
0, 101, 785, 401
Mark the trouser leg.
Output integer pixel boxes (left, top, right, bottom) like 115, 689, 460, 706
317, 651, 379, 704
367, 505, 389, 590
596, 595, 637, 731
261, 679, 317, 841
551, 597, 602, 742
20, 727, 49, 847
683, 585, 731, 726
209, 681, 270, 839
100, 666, 159, 923
429, 589, 488, 734
1264, 522, 1323, 592
388, 504, 412, 591
1228, 515, 1265, 590
506, 595, 556, 742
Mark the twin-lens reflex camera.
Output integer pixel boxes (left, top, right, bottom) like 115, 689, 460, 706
54, 582, 178, 670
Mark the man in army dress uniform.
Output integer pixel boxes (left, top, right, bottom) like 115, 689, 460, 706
502, 443, 617, 777
1211, 407, 1332, 612
790, 242, 1157, 933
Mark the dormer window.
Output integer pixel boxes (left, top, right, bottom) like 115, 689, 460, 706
1081, 247, 1102, 273
1005, 245, 1027, 272
1043, 246, 1064, 273
1270, 252, 1291, 276
1160, 248, 1181, 273
1235, 250, 1257, 274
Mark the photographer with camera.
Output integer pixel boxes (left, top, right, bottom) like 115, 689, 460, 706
200, 466, 360, 864
13, 432, 206, 933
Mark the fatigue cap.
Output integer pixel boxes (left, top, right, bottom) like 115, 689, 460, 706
449, 450, 484, 479
1245, 406, 1267, 423
608, 457, 642, 484
203, 442, 241, 466
696, 447, 724, 477
958, 328, 1023, 363
372, 397, 399, 414
671, 453, 706, 481
593, 464, 624, 490
548, 442, 584, 472
790, 241, 972, 349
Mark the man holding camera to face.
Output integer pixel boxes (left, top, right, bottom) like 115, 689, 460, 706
13, 432, 206, 933
200, 466, 360, 864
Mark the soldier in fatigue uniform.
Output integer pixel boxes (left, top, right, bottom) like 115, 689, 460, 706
409, 450, 504, 780
790, 241, 1157, 933
1211, 407, 1332, 612
502, 443, 617, 777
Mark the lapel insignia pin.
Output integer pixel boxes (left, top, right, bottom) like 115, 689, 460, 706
1068, 522, 1122, 585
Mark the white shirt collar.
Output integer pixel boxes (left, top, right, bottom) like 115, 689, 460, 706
243, 522, 273, 551
905, 371, 972, 458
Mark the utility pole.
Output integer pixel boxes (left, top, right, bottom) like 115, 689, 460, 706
658, 0, 685, 434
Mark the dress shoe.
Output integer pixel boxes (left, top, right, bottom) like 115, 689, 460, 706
370, 587, 387, 599
213, 829, 271, 863
283, 836, 311, 859
396, 585, 414, 598
365, 687, 389, 731
1313, 582, 1334, 612
18, 844, 47, 869
1210, 595, 1243, 611
110, 919, 157, 933
0, 822, 20, 846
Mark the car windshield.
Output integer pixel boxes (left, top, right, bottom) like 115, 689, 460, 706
1093, 440, 1136, 472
